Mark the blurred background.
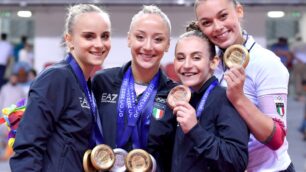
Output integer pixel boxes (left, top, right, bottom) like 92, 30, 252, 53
0, 0, 306, 171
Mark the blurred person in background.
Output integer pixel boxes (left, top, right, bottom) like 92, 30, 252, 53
18, 43, 34, 69
0, 33, 13, 89
270, 37, 293, 70
290, 36, 306, 141
13, 36, 27, 63
0, 73, 26, 161
291, 36, 306, 102
0, 73, 26, 111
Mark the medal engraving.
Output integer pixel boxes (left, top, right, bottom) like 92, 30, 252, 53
223, 44, 250, 68
91, 144, 115, 170
167, 85, 191, 109
125, 149, 152, 172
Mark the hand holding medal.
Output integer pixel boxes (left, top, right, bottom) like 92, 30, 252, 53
223, 44, 250, 68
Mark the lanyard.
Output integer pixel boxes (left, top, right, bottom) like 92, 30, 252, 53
66, 53, 104, 146
116, 67, 159, 149
196, 80, 218, 117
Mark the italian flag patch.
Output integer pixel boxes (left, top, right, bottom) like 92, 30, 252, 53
274, 96, 285, 117
152, 107, 164, 120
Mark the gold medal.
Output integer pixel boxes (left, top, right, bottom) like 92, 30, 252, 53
125, 149, 152, 172
223, 44, 250, 68
90, 144, 115, 170
83, 150, 97, 172
167, 85, 191, 109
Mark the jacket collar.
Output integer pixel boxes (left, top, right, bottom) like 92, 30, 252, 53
194, 76, 218, 95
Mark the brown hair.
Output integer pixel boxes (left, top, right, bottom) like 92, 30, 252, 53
176, 21, 216, 59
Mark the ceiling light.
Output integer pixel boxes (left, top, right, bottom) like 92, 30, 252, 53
267, 11, 285, 18
17, 10, 32, 18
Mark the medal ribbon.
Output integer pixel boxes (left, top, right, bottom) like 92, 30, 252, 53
196, 80, 218, 117
66, 53, 104, 147
117, 67, 159, 149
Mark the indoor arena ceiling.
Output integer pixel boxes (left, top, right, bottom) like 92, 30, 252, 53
0, 0, 305, 6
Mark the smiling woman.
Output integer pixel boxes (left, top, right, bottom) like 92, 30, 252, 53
92, 5, 177, 172
171, 22, 249, 172
10, 4, 111, 172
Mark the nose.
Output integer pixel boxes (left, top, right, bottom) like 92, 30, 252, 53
213, 20, 223, 31
143, 39, 153, 51
183, 58, 192, 69
94, 38, 104, 48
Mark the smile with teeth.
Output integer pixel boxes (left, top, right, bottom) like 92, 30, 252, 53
214, 31, 229, 40
91, 51, 104, 56
182, 72, 197, 77
140, 53, 154, 58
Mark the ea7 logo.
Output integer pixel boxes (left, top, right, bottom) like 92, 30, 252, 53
101, 93, 118, 103
79, 97, 90, 109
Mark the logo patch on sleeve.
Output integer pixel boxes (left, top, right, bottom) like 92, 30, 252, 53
274, 96, 285, 117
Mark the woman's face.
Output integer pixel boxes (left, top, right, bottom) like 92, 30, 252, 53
65, 12, 111, 70
128, 13, 170, 71
196, 0, 244, 49
174, 36, 219, 91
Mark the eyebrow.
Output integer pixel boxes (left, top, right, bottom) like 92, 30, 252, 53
134, 29, 167, 36
199, 9, 227, 21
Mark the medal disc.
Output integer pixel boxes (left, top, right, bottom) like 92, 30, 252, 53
83, 150, 97, 172
125, 149, 152, 172
110, 148, 128, 172
90, 144, 115, 170
167, 85, 191, 109
223, 44, 249, 68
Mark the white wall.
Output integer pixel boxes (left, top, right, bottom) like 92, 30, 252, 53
28, 5, 306, 72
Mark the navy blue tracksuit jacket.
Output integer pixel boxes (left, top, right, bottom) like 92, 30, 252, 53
92, 62, 177, 172
171, 76, 249, 172
10, 60, 93, 172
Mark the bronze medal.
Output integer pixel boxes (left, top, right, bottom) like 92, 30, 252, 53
223, 44, 250, 68
90, 144, 115, 170
83, 150, 97, 172
167, 85, 191, 109
110, 148, 128, 172
125, 149, 152, 172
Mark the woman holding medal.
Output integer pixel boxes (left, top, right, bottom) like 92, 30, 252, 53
171, 22, 249, 172
10, 4, 110, 172
92, 5, 177, 172
195, 0, 294, 171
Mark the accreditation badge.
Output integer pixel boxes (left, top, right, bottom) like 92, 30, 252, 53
274, 96, 285, 117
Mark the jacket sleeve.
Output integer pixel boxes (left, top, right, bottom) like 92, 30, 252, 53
10, 69, 71, 172
186, 98, 249, 172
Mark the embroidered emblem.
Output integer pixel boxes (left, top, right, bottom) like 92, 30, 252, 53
152, 107, 164, 120
79, 97, 90, 109
274, 96, 285, 117
152, 101, 166, 120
